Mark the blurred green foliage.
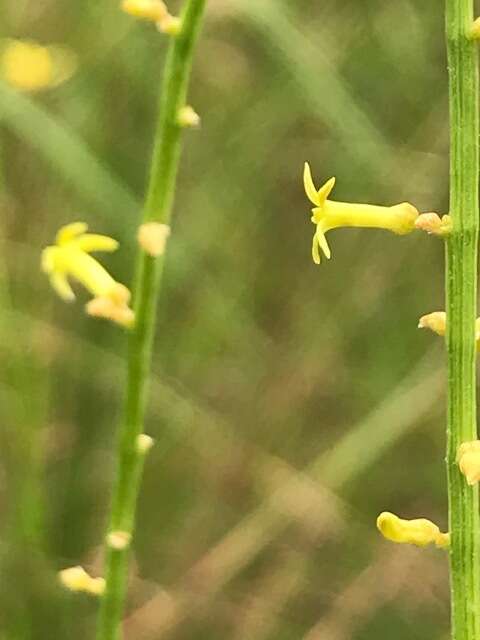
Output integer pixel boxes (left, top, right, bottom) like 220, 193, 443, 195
0, 0, 455, 638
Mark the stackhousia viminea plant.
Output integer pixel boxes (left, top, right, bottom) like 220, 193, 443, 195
42, 0, 207, 638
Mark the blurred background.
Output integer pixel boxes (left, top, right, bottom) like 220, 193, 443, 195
0, 0, 456, 638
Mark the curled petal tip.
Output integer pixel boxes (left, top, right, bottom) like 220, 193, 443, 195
303, 162, 320, 206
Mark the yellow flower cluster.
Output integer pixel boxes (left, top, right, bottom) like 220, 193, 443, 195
0, 38, 76, 92
41, 222, 134, 328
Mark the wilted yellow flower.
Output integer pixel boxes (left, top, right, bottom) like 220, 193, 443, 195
418, 311, 446, 336
0, 38, 76, 92
457, 441, 480, 485
377, 511, 449, 548
41, 222, 134, 328
418, 312, 480, 350
58, 566, 105, 596
303, 163, 418, 264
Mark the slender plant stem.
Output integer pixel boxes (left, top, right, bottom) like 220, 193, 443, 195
445, 2, 480, 639
96, 2, 206, 638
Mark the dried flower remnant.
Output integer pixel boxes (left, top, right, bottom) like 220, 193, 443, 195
137, 222, 171, 257
457, 441, 480, 485
418, 311, 447, 336
415, 212, 452, 237
41, 222, 134, 328
418, 312, 480, 351
177, 105, 201, 128
0, 39, 76, 92
377, 511, 449, 548
303, 163, 418, 264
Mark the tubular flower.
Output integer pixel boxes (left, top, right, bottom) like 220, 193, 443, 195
41, 222, 134, 328
377, 511, 449, 549
0, 38, 76, 92
303, 163, 419, 264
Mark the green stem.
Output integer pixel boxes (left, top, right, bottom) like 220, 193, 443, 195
445, 2, 480, 639
95, 2, 207, 638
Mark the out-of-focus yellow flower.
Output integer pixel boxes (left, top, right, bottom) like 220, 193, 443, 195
58, 566, 105, 596
457, 441, 480, 485
377, 511, 449, 548
303, 163, 419, 264
121, 0, 181, 34
41, 222, 134, 328
0, 38, 76, 92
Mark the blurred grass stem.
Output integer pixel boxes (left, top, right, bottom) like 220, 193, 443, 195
95, 1, 206, 638
445, 1, 480, 638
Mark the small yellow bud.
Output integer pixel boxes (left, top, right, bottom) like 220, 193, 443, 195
415, 212, 452, 237
418, 311, 446, 336
106, 530, 132, 550
376, 511, 449, 549
303, 162, 418, 264
457, 441, 480, 485
122, 0, 168, 22
157, 14, 181, 35
42, 222, 134, 328
177, 105, 201, 128
58, 566, 105, 596
137, 222, 171, 257
136, 433, 155, 454
470, 17, 480, 39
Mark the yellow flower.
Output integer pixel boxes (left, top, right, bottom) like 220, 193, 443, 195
376, 511, 449, 548
41, 222, 134, 328
303, 163, 419, 264
0, 39, 76, 92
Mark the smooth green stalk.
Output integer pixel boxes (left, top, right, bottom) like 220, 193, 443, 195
96, 2, 206, 639
445, 2, 480, 639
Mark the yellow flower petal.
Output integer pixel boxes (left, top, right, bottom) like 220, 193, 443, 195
316, 176, 336, 206
303, 162, 320, 206
316, 227, 331, 260
56, 222, 88, 246
74, 234, 119, 253
50, 272, 75, 302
